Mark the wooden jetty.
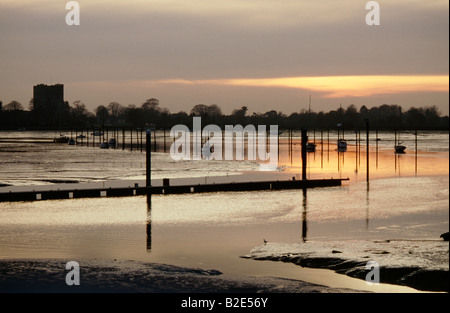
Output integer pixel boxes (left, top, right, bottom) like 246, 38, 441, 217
0, 178, 348, 202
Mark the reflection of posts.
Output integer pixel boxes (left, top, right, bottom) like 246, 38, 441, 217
146, 194, 152, 251
302, 188, 308, 242
366, 182, 370, 231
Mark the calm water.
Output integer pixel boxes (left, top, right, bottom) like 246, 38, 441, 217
0, 130, 448, 292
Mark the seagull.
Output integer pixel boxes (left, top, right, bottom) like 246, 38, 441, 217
263, 239, 268, 245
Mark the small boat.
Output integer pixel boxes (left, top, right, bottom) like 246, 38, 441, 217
76, 135, 86, 139
395, 142, 406, 153
100, 142, 109, 149
306, 142, 316, 152
337, 139, 347, 150
53, 134, 70, 143
108, 138, 117, 148
92, 131, 104, 136
68, 138, 76, 145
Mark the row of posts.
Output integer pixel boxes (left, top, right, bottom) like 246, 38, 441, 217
70, 128, 159, 152
70, 125, 417, 186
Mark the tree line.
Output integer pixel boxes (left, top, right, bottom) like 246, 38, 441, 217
0, 98, 448, 130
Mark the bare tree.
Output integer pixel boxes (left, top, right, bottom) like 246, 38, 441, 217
107, 102, 123, 124
4, 100, 23, 111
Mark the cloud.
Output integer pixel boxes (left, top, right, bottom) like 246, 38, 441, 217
154, 75, 449, 98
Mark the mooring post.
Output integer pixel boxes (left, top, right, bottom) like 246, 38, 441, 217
130, 129, 133, 151
366, 119, 369, 183
140, 129, 143, 153
301, 128, 307, 180
164, 129, 167, 153
122, 128, 125, 150
415, 129, 418, 174
146, 129, 151, 188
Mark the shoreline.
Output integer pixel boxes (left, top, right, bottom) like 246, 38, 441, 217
0, 258, 367, 293
241, 240, 449, 293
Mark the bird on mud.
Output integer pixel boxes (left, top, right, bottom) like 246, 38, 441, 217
263, 239, 268, 245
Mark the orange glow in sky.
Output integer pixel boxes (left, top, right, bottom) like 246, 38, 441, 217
159, 75, 449, 98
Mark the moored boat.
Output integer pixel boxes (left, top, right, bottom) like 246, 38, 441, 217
100, 142, 109, 149
53, 134, 70, 143
395, 142, 406, 153
306, 142, 316, 152
337, 139, 347, 151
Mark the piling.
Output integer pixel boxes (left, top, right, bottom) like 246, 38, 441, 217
146, 129, 151, 187
366, 119, 369, 182
301, 129, 307, 180
140, 129, 143, 153
122, 128, 125, 150
415, 130, 418, 174
164, 129, 167, 153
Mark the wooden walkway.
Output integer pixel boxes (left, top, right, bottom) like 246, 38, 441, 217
0, 178, 348, 202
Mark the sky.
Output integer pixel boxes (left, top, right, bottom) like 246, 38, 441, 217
0, 0, 448, 115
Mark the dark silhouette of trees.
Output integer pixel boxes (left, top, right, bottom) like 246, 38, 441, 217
69, 101, 94, 128
95, 105, 109, 128
190, 104, 223, 126
0, 97, 448, 130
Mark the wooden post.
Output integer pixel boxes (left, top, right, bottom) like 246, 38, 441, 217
394, 129, 397, 146
415, 129, 418, 174
355, 129, 358, 172
366, 119, 369, 183
277, 129, 280, 162
136, 129, 139, 152
321, 129, 323, 169
141, 129, 143, 153
122, 128, 125, 150
130, 129, 133, 151
376, 129, 378, 168
301, 129, 307, 180
146, 129, 151, 187
164, 129, 167, 153
327, 128, 330, 162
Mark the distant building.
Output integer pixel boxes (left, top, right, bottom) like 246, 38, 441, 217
33, 84, 65, 127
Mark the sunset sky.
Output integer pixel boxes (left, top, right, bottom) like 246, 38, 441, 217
0, 0, 448, 115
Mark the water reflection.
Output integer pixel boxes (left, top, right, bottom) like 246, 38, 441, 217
366, 182, 370, 231
301, 188, 308, 242
146, 193, 152, 251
